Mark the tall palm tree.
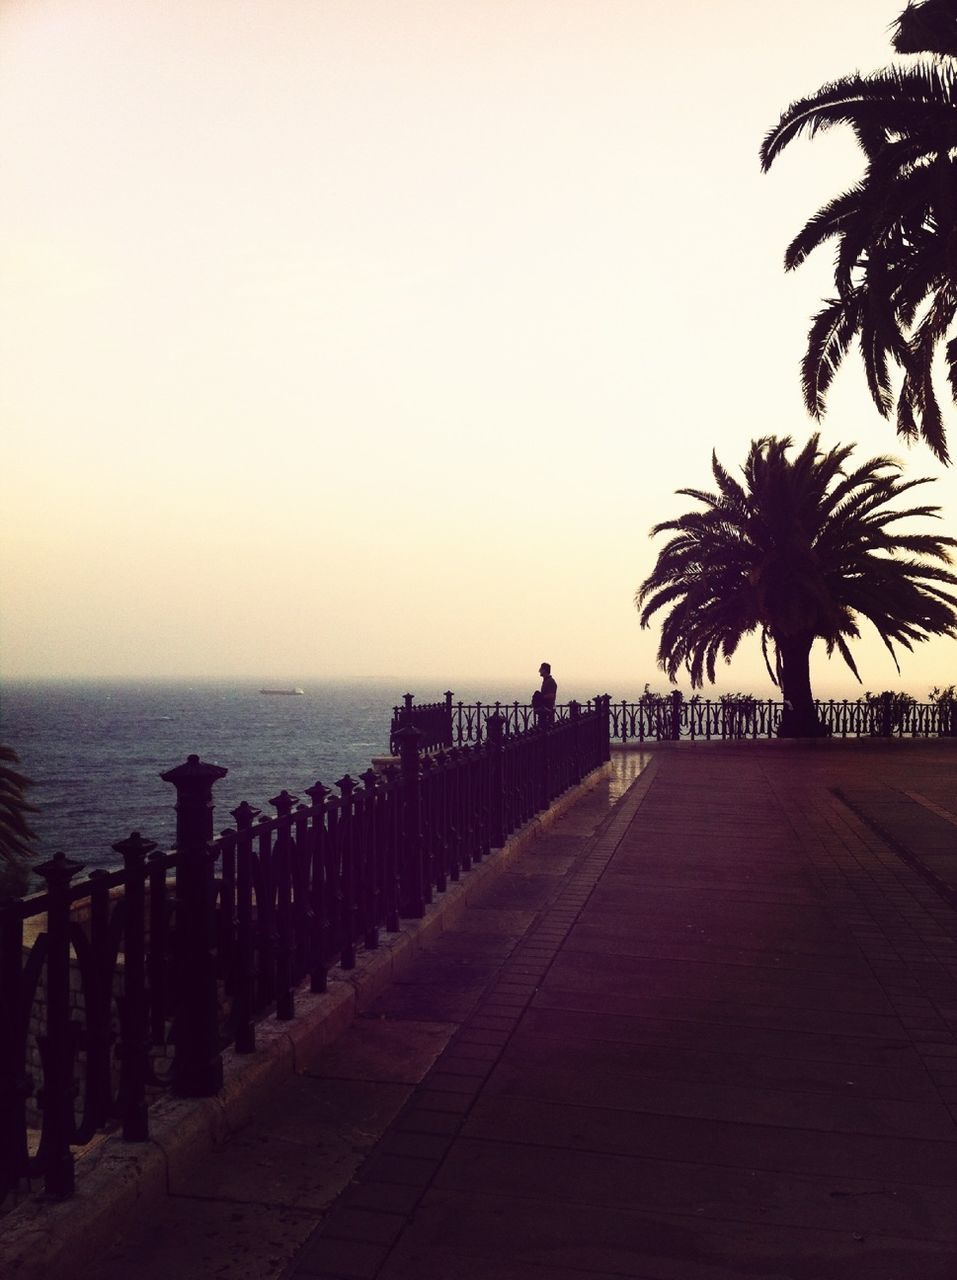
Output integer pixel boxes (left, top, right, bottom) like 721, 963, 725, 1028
760, 0, 957, 463
636, 435, 957, 737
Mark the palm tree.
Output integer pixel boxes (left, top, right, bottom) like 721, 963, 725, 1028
0, 745, 38, 899
760, 0, 957, 463
635, 435, 957, 737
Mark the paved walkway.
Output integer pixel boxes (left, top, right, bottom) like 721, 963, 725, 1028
90, 744, 957, 1280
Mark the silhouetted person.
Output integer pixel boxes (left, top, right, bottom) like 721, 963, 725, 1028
537, 662, 557, 725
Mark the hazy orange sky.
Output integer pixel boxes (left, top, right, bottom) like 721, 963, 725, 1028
2, 0, 955, 698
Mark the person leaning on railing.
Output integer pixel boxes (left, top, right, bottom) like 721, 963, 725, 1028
536, 662, 557, 726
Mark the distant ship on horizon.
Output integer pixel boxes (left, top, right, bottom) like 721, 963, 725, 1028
259, 687, 305, 695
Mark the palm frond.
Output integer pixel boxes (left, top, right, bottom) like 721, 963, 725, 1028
893, 1, 957, 58
802, 296, 861, 416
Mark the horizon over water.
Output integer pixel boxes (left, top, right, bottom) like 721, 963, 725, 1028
0, 675, 617, 875
2, 671, 946, 878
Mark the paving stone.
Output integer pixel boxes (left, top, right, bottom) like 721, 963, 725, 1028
531, 983, 910, 1041
564, 923, 874, 974
321, 1209, 408, 1246
481, 1045, 955, 1139
378, 1131, 452, 1161
359, 1154, 436, 1188
421, 1070, 486, 1093
410, 1089, 474, 1114
517, 1005, 928, 1073
86, 1197, 318, 1280
293, 1235, 388, 1278
432, 1054, 494, 1077
381, 1186, 957, 1280
339, 1181, 423, 1215
393, 1107, 462, 1137
502, 1020, 937, 1100
171, 1075, 413, 1208
434, 1135, 957, 1239
462, 1084, 957, 1191
304, 1018, 456, 1085
362, 984, 486, 1021
443, 1037, 503, 1061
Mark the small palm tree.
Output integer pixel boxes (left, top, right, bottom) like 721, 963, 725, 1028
761, 0, 957, 463
636, 435, 957, 737
0, 745, 39, 899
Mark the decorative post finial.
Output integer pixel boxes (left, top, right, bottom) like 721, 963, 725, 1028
161, 755, 227, 1099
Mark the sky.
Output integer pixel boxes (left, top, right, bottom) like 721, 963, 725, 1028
2, 0, 956, 700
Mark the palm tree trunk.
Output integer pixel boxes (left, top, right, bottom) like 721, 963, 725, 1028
776, 631, 827, 738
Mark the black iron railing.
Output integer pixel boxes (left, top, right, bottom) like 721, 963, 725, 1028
1, 702, 610, 1202
446, 698, 605, 744
606, 694, 956, 741
440, 693, 956, 744
389, 692, 454, 754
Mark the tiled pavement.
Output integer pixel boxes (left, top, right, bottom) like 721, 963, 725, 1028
92, 743, 957, 1280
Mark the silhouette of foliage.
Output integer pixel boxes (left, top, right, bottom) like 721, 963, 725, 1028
761, 0, 957, 462
894, 0, 957, 56
929, 681, 957, 700
0, 745, 39, 900
860, 689, 919, 732
636, 435, 957, 737
929, 681, 957, 729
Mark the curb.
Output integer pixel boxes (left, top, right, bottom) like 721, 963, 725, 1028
0, 763, 612, 1280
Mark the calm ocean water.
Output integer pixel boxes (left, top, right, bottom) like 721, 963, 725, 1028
0, 677, 601, 875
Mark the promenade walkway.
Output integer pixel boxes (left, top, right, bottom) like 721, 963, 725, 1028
88, 743, 956, 1280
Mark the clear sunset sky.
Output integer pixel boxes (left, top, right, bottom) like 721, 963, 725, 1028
2, 0, 955, 698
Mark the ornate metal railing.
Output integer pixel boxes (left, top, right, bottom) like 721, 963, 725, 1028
1, 701, 610, 1202
389, 692, 454, 754
609, 694, 780, 741
607, 695, 955, 741
440, 693, 956, 744
448, 698, 604, 744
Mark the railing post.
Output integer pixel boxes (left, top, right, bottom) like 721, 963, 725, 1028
569, 700, 582, 785
671, 689, 683, 741
230, 801, 260, 1052
335, 776, 359, 967
359, 767, 382, 949
880, 690, 893, 738
487, 713, 506, 848
0, 902, 29, 1199
112, 832, 156, 1142
302, 783, 330, 992
161, 754, 227, 1099
600, 694, 612, 761
540, 716, 551, 810
35, 852, 84, 1198
444, 691, 454, 747
395, 725, 425, 918
269, 789, 298, 1019
946, 698, 957, 738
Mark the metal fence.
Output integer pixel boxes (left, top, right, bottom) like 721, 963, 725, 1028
437, 693, 956, 745
389, 694, 618, 753
607, 693, 956, 741
1, 701, 610, 1202
389, 692, 454, 754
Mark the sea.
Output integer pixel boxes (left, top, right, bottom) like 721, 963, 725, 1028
0, 677, 606, 876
